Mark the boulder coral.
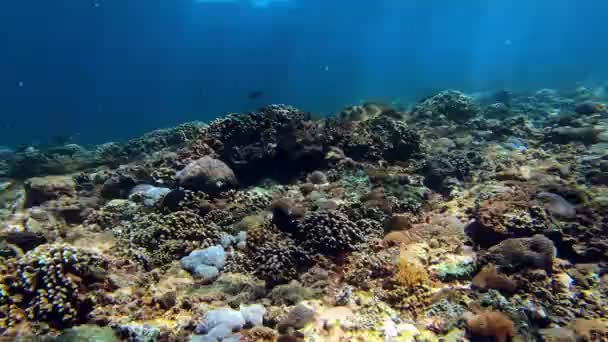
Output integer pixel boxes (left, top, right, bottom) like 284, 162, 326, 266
464, 310, 516, 342
176, 156, 238, 194
413, 90, 480, 123
481, 234, 556, 273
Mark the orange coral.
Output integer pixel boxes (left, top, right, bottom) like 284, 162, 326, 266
383, 231, 411, 246
472, 265, 517, 293
465, 310, 516, 342
394, 247, 429, 287
572, 319, 608, 341
241, 326, 278, 342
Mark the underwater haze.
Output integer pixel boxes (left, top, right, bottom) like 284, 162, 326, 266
1, 0, 607, 146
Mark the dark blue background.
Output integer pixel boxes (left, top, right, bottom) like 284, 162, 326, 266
1, 0, 607, 146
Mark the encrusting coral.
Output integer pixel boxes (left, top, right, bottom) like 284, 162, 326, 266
464, 310, 516, 342
472, 265, 518, 293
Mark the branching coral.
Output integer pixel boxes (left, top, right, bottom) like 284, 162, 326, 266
123, 210, 221, 267
0, 244, 107, 332
245, 223, 310, 286
84, 199, 138, 230
297, 210, 373, 255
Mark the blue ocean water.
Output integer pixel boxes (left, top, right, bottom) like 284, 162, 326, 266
1, 0, 607, 146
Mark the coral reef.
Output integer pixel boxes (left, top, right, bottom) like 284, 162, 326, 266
2, 86, 608, 340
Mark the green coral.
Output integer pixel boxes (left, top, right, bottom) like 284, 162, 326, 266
268, 281, 321, 306
433, 259, 477, 282
192, 273, 267, 308
352, 292, 399, 330
56, 325, 119, 342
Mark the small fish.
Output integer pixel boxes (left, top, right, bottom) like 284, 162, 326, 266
247, 90, 264, 100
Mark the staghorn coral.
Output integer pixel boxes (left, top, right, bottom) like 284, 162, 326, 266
122, 210, 221, 267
